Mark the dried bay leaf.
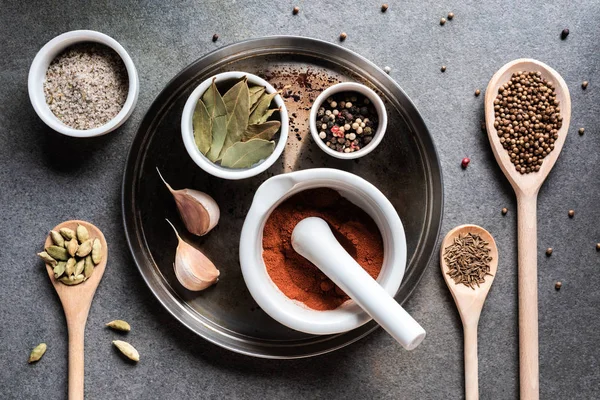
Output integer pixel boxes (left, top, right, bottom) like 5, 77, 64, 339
255, 108, 280, 125
249, 92, 277, 125
193, 99, 212, 155
220, 139, 275, 169
220, 78, 250, 156
249, 86, 265, 108
243, 121, 281, 141
202, 79, 228, 161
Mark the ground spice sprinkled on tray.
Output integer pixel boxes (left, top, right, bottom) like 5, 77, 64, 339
443, 233, 493, 289
44, 43, 129, 130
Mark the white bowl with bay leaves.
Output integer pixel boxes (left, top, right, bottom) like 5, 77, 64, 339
181, 71, 289, 180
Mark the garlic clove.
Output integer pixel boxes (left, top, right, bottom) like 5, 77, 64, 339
167, 219, 219, 291
157, 168, 220, 236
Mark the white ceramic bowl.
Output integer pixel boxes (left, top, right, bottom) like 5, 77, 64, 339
239, 168, 407, 335
309, 82, 388, 159
28, 30, 139, 138
181, 71, 289, 180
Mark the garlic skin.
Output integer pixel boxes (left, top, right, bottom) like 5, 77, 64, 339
157, 168, 220, 236
167, 219, 219, 291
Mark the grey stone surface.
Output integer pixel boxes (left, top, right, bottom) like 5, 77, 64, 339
1, 0, 599, 399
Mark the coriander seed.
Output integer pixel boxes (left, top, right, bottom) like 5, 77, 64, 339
381, 3, 388, 12
555, 281, 562, 290
339, 32, 347, 41
441, 65, 447, 72
502, 207, 508, 215
568, 209, 575, 218
448, 12, 454, 20
293, 6, 299, 14
212, 34, 219, 42
596, 243, 600, 251
579, 127, 585, 135
475, 89, 481, 97
561, 29, 569, 39
546, 248, 553, 256
582, 81, 589, 89
440, 17, 446, 25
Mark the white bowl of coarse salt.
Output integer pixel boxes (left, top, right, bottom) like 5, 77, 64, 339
28, 30, 139, 138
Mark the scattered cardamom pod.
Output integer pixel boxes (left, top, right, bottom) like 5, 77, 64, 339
59, 275, 85, 285
59, 227, 75, 240
113, 340, 139, 362
54, 261, 66, 279
46, 245, 69, 261
91, 238, 102, 265
28, 343, 47, 363
84, 255, 94, 278
76, 239, 92, 257
37, 251, 57, 266
76, 224, 89, 244
106, 320, 131, 332
74, 259, 85, 276
50, 230, 65, 247
67, 238, 79, 257
65, 257, 76, 276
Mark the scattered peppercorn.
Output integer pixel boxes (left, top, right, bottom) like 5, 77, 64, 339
461, 157, 470, 169
448, 12, 454, 20
561, 29, 569, 39
212, 34, 219, 42
596, 243, 600, 251
582, 81, 588, 89
293, 6, 299, 15
441, 65, 447, 72
384, 66, 391, 74
315, 92, 379, 153
579, 127, 585, 135
381, 3, 388, 12
546, 248, 553, 256
440, 17, 446, 25
502, 207, 508, 215
568, 209, 575, 218
493, 71, 562, 174
339, 32, 347, 41
555, 281, 562, 290
475, 89, 481, 97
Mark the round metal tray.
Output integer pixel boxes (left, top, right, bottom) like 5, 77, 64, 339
122, 36, 443, 359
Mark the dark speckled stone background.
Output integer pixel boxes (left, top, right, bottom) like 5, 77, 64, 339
0, 1, 598, 399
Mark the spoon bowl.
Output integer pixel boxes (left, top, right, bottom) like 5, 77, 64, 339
484, 58, 571, 400
43, 220, 108, 400
441, 224, 498, 400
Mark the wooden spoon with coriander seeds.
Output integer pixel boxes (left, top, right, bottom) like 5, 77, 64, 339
43, 220, 108, 400
484, 59, 571, 400
441, 225, 498, 400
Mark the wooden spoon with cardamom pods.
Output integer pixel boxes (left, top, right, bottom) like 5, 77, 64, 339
43, 220, 108, 400
485, 59, 571, 400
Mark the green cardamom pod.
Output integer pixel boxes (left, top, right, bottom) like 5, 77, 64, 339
84, 256, 94, 278
113, 340, 139, 362
54, 261, 66, 279
65, 258, 76, 276
28, 343, 47, 363
76, 224, 89, 244
59, 275, 85, 285
76, 239, 92, 258
67, 238, 78, 257
46, 246, 69, 261
50, 230, 65, 247
37, 251, 57, 266
59, 227, 75, 240
74, 259, 85, 276
91, 238, 102, 265
106, 320, 131, 332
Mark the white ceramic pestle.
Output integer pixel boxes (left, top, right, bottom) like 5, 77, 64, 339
291, 217, 426, 350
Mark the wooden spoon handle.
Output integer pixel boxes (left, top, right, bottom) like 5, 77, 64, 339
517, 194, 539, 400
67, 318, 86, 400
463, 321, 479, 400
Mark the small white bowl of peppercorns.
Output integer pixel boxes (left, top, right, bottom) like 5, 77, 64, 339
309, 82, 387, 159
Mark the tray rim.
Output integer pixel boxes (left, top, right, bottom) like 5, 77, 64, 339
122, 35, 444, 359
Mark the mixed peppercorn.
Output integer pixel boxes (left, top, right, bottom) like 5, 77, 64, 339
315, 92, 379, 153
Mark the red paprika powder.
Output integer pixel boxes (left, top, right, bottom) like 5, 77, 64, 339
262, 188, 384, 311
